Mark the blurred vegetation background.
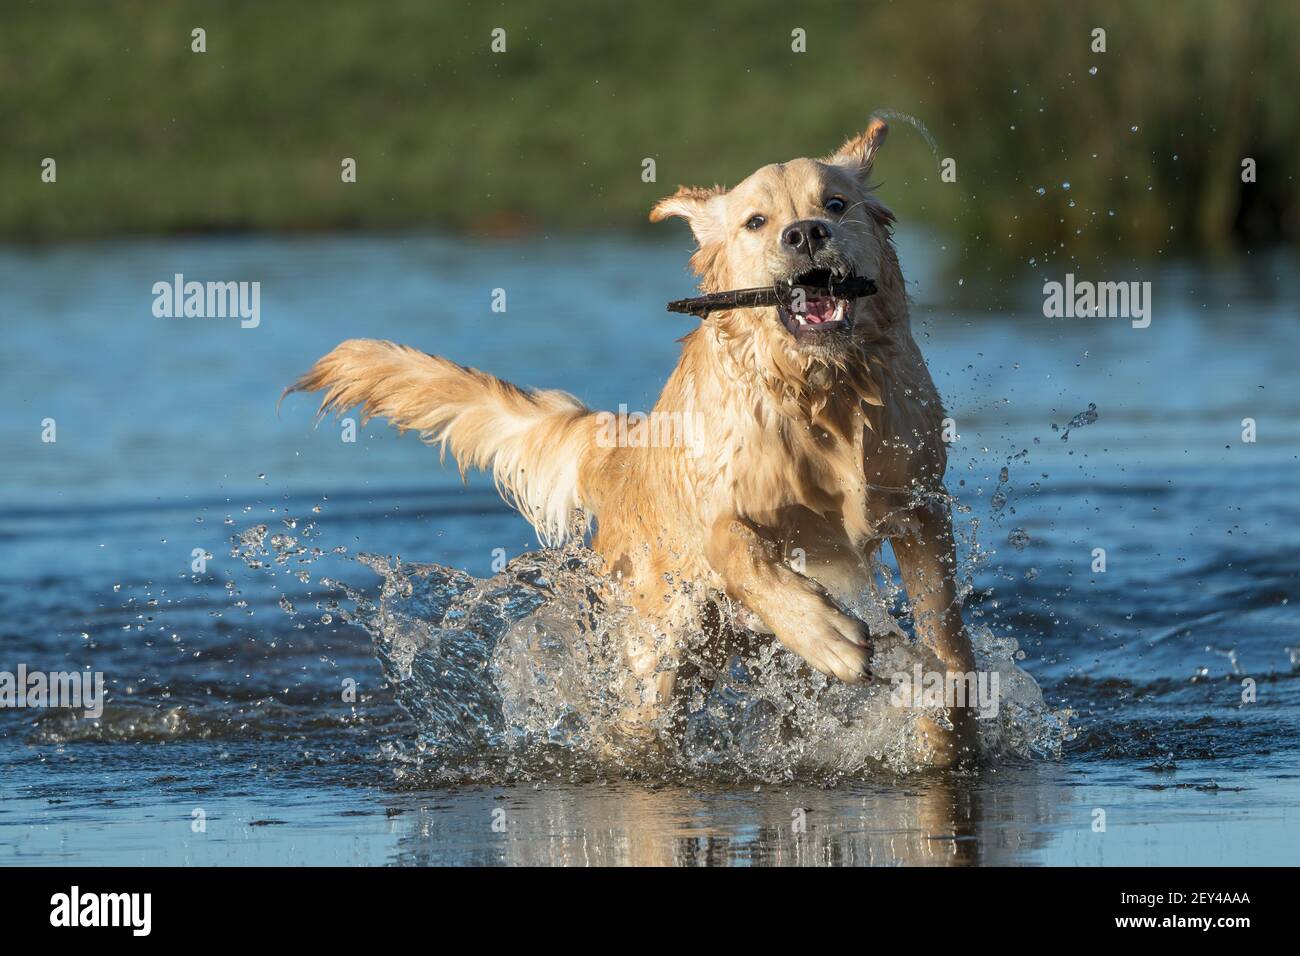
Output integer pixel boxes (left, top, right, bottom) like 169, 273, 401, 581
2, 0, 1296, 256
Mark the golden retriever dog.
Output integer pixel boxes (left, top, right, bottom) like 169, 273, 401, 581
289, 117, 978, 767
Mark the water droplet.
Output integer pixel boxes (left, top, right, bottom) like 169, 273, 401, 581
1059, 403, 1099, 441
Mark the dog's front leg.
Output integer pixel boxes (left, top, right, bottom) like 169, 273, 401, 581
705, 516, 872, 683
614, 618, 678, 741
890, 501, 979, 768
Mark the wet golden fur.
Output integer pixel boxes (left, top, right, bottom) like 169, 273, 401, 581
289, 119, 978, 766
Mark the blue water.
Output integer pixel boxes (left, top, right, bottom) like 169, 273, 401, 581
1, 233, 1298, 865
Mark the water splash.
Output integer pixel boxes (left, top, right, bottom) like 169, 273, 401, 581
871, 109, 942, 166
57, 498, 1070, 780
330, 539, 1070, 783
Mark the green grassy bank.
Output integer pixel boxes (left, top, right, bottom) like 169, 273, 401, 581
2, 0, 1296, 255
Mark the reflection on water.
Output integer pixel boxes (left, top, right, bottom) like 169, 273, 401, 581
387, 770, 1074, 866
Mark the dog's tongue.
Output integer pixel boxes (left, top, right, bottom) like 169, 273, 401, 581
804, 295, 838, 323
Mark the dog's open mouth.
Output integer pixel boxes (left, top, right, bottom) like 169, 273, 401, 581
777, 268, 855, 339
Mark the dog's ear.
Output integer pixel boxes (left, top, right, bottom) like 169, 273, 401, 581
824, 116, 888, 180
650, 185, 726, 244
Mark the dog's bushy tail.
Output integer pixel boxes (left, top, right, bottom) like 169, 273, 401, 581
286, 339, 600, 545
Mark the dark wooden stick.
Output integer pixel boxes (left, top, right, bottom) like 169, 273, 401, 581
666, 276, 876, 317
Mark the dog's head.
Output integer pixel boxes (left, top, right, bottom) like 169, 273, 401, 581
652, 118, 899, 362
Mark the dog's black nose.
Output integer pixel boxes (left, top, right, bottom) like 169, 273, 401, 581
781, 220, 832, 256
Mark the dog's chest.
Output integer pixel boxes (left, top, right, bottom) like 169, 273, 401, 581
720, 398, 926, 535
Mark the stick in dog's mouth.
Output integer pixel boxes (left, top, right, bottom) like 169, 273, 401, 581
666, 268, 877, 340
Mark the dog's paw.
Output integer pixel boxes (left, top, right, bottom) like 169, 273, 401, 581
780, 598, 874, 684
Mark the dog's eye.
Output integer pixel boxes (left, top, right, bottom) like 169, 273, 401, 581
744, 214, 767, 231
825, 197, 847, 214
